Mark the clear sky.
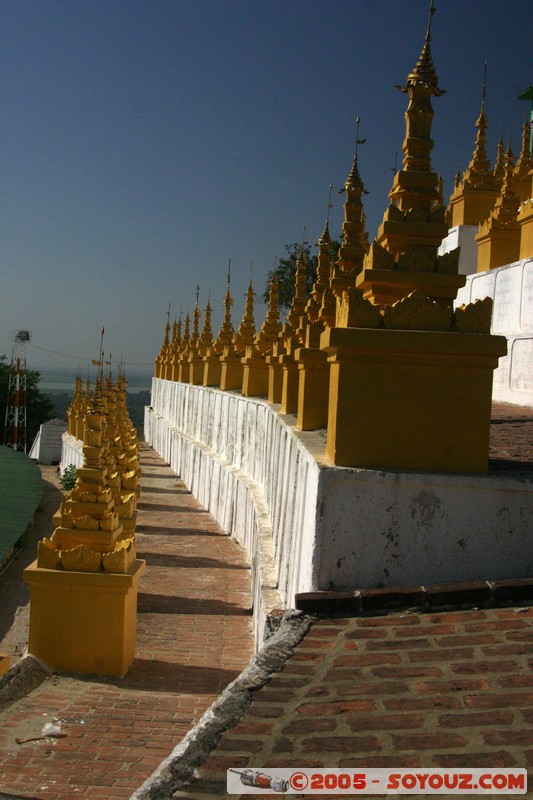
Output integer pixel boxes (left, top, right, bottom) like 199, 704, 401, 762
1, 0, 531, 379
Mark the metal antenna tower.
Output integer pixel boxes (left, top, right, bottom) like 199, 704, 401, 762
3, 329, 31, 453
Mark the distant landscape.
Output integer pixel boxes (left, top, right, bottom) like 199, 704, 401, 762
38, 367, 152, 434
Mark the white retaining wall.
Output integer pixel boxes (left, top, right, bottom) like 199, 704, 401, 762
59, 433, 84, 474
145, 379, 533, 643
455, 257, 533, 407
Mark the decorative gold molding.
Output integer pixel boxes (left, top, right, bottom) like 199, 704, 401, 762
397, 248, 436, 273
336, 289, 382, 329
436, 248, 460, 274
61, 545, 102, 573
454, 297, 493, 334
384, 291, 453, 331
363, 240, 395, 271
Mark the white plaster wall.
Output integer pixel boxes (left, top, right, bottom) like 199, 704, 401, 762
29, 420, 66, 464
317, 467, 532, 589
146, 379, 533, 641
439, 225, 479, 275
59, 433, 84, 474
456, 258, 533, 407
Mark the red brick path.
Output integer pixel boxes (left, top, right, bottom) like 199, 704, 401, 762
0, 445, 253, 799
191, 606, 533, 799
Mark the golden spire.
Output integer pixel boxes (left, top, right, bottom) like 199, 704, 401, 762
401, 0, 443, 96
170, 317, 179, 349
191, 286, 201, 347
285, 228, 310, 328
514, 116, 533, 180
213, 259, 235, 352
487, 141, 520, 229
345, 118, 366, 189
255, 270, 282, 354
200, 296, 213, 349
155, 311, 171, 378
461, 63, 492, 189
305, 186, 335, 328
394, 1, 444, 186
454, 162, 461, 189
181, 312, 190, 350
307, 186, 333, 317
318, 185, 333, 257
223, 258, 233, 315
493, 131, 505, 188
335, 117, 368, 285
233, 271, 257, 354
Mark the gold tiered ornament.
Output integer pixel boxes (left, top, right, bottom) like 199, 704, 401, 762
25, 374, 145, 678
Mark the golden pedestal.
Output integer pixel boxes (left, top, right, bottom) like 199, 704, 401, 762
356, 268, 466, 308
449, 188, 499, 228
241, 357, 269, 398
220, 354, 244, 391
203, 355, 222, 387
188, 357, 205, 386
295, 348, 330, 431
177, 361, 189, 383
280, 355, 299, 414
267, 356, 284, 404
0, 654, 9, 677
518, 200, 533, 260
321, 327, 507, 474
476, 226, 521, 272
24, 559, 146, 678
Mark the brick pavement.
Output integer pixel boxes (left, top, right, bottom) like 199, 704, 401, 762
0, 445, 253, 800
489, 402, 533, 472
188, 606, 533, 800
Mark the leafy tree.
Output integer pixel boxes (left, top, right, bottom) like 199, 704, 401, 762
264, 239, 341, 313
0, 355, 55, 451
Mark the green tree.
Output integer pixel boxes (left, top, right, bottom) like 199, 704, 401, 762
264, 239, 341, 313
0, 355, 55, 451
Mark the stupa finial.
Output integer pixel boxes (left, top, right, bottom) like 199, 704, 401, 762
345, 116, 366, 189
319, 184, 334, 246
481, 60, 487, 114
460, 62, 491, 188
399, 0, 444, 97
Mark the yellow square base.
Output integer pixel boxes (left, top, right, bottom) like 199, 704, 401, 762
295, 348, 330, 430
321, 327, 507, 474
241, 359, 269, 398
24, 559, 146, 678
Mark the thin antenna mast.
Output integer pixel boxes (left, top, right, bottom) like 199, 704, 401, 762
3, 330, 31, 452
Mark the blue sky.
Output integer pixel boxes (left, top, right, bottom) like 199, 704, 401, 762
0, 0, 531, 378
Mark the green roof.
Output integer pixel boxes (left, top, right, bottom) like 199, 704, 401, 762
0, 446, 42, 565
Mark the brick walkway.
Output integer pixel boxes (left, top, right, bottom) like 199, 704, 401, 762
190, 607, 533, 799
489, 402, 533, 472
0, 445, 253, 800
